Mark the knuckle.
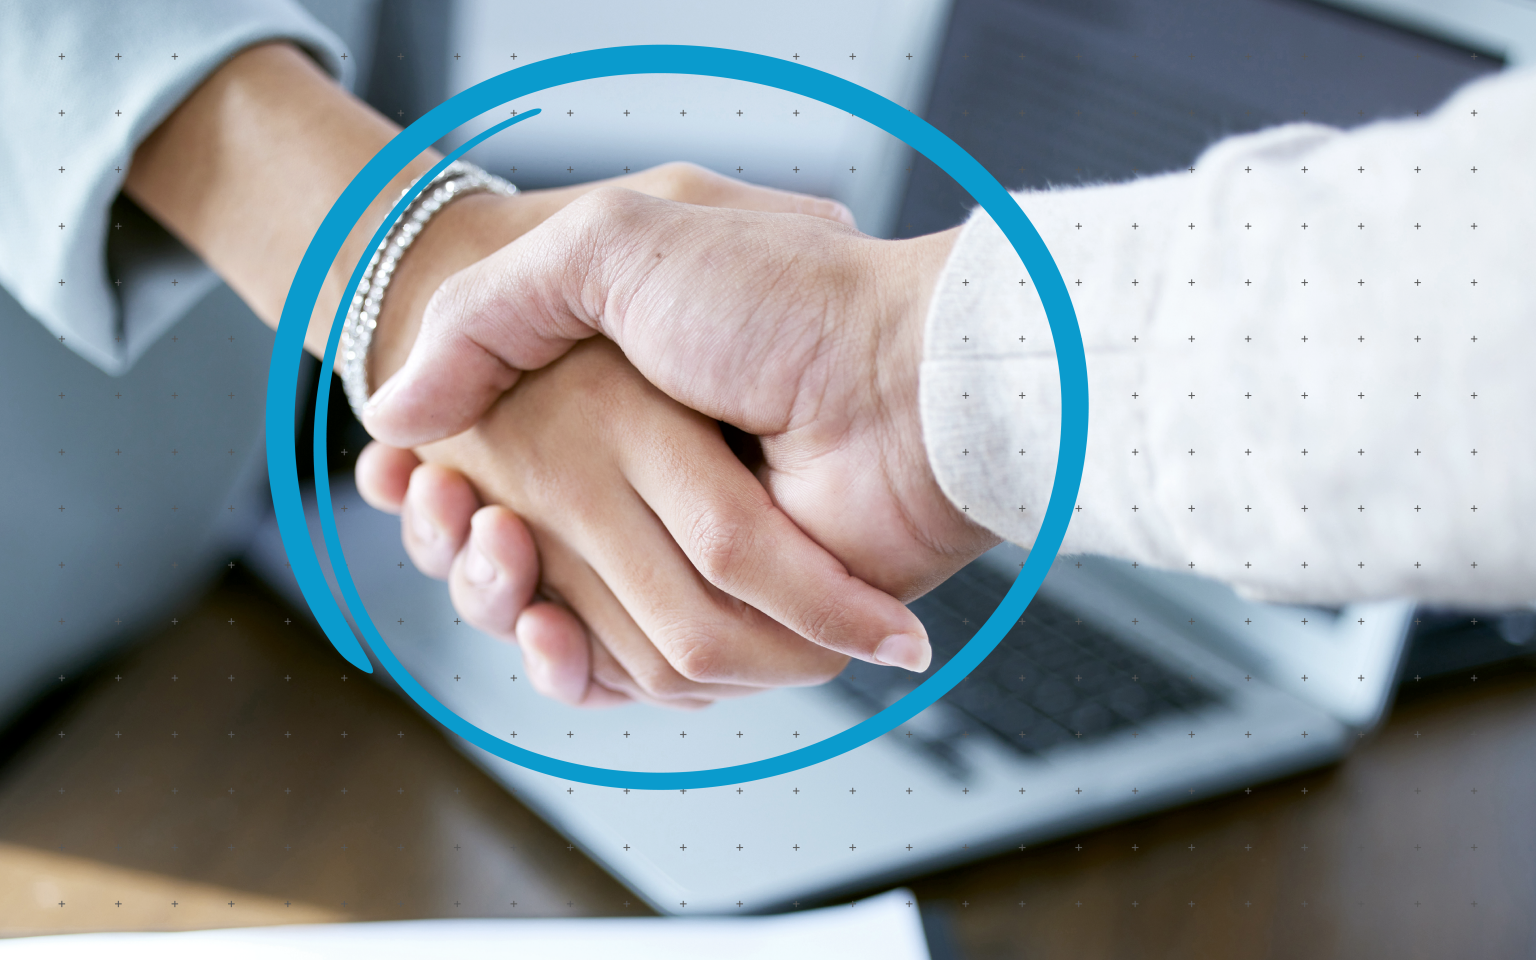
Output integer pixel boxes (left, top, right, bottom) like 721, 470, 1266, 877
798, 196, 853, 227
795, 595, 843, 650
654, 160, 713, 198
660, 159, 707, 177
447, 576, 507, 634
631, 656, 706, 699
422, 268, 490, 344
419, 274, 460, 333
401, 530, 448, 581
574, 183, 640, 217
427, 262, 473, 313
588, 657, 639, 699
565, 188, 649, 260
666, 631, 730, 684
685, 510, 753, 590
641, 621, 732, 686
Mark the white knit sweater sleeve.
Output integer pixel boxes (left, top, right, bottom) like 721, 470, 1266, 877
919, 64, 1536, 608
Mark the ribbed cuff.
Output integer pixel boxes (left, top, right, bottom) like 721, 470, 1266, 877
918, 172, 1190, 560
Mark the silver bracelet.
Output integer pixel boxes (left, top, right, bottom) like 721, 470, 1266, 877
339, 160, 518, 423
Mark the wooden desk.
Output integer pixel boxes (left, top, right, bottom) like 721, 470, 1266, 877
2, 573, 1532, 957
907, 662, 1536, 958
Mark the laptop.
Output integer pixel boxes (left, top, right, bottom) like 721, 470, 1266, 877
247, 480, 1412, 914
253, 0, 1531, 916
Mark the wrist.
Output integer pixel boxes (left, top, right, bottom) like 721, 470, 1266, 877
903, 228, 1003, 554
364, 192, 529, 390
861, 226, 1000, 591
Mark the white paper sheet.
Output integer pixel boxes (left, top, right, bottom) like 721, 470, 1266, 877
0, 887, 930, 960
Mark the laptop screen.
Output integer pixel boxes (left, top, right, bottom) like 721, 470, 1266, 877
894, 0, 1502, 237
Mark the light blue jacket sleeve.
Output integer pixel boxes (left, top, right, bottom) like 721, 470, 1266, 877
0, 0, 354, 376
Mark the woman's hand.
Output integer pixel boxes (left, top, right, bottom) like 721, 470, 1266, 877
363, 337, 923, 708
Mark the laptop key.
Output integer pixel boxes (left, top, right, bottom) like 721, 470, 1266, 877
832, 562, 1220, 760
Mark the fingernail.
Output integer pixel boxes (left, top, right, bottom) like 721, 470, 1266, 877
409, 508, 442, 546
522, 646, 550, 688
464, 541, 497, 585
364, 375, 398, 417
874, 633, 931, 673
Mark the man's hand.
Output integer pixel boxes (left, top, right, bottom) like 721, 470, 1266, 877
357, 167, 936, 702
364, 188, 999, 629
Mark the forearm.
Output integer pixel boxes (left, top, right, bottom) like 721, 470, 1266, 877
922, 66, 1536, 606
121, 40, 507, 369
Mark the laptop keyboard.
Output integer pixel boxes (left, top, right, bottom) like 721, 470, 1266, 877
832, 562, 1218, 763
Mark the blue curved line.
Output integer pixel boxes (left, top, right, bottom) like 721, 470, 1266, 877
267, 45, 1086, 789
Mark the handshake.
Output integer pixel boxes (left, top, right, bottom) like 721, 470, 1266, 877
350, 162, 1001, 710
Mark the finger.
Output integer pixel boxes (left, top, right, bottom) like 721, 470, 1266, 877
354, 441, 419, 515
586, 632, 713, 712
545, 414, 855, 686
623, 418, 933, 673
689, 178, 857, 229
363, 187, 670, 448
446, 505, 540, 635
514, 602, 632, 708
533, 161, 857, 228
579, 497, 851, 688
361, 229, 596, 447
400, 463, 481, 580
533, 524, 760, 706
615, 162, 858, 228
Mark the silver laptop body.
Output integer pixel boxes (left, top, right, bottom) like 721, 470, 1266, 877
248, 483, 1413, 914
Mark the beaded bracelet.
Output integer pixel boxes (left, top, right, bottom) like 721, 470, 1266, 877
339, 160, 518, 423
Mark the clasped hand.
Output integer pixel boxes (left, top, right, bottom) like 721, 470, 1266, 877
354, 166, 995, 709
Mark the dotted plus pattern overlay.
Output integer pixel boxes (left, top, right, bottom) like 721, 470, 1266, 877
0, 0, 348, 375
922, 67, 1536, 607
3, 8, 1535, 955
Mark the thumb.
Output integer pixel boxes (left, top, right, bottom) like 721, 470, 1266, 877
363, 169, 853, 448
361, 208, 609, 447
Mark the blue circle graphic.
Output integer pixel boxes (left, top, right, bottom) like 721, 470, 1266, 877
265, 45, 1088, 789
